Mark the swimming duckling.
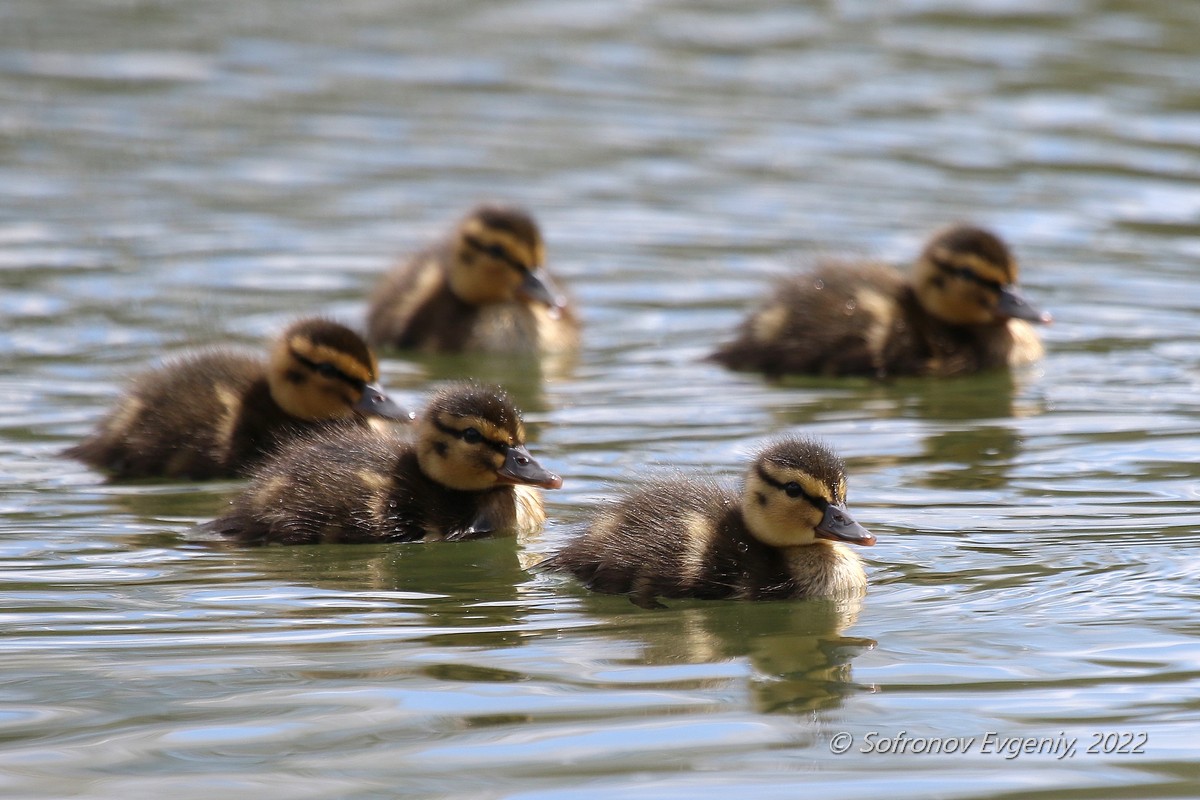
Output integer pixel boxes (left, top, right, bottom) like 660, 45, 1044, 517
66, 318, 410, 480
206, 382, 562, 545
366, 204, 580, 354
710, 225, 1051, 379
539, 437, 874, 608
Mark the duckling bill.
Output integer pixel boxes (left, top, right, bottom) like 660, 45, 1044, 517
366, 204, 580, 354
710, 225, 1051, 379
66, 318, 410, 480
539, 437, 874, 609
206, 382, 562, 545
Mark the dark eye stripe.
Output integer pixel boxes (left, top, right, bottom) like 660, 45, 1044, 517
935, 260, 1004, 293
290, 349, 365, 390
754, 463, 829, 510
464, 233, 529, 274
432, 417, 509, 455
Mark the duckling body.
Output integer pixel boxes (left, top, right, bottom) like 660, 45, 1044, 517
207, 383, 562, 545
541, 438, 874, 608
711, 225, 1050, 379
66, 318, 409, 480
366, 204, 580, 354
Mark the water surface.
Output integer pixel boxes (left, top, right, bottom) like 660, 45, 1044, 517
2, 1, 1199, 797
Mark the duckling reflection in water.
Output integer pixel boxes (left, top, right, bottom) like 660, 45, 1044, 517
367, 204, 580, 355
616, 600, 876, 714
206, 382, 562, 545
66, 318, 411, 481
711, 225, 1051, 379
539, 437, 875, 609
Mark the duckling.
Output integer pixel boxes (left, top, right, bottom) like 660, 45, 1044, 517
366, 204, 580, 354
206, 382, 563, 545
66, 318, 411, 480
710, 225, 1051, 379
539, 437, 875, 609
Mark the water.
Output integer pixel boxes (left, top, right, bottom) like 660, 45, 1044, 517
3, 0, 1199, 797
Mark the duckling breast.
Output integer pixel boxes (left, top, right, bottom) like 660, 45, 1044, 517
1005, 319, 1045, 367
459, 301, 578, 354
780, 541, 868, 599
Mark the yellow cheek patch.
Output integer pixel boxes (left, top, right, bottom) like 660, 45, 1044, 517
454, 243, 519, 303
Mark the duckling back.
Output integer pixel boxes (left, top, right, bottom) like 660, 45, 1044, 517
541, 477, 849, 608
208, 427, 546, 545
711, 261, 915, 378
366, 242, 476, 352
203, 427, 423, 543
65, 351, 321, 480
67, 318, 408, 481
208, 382, 560, 545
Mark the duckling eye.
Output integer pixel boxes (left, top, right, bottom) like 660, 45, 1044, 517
315, 363, 340, 378
461, 427, 483, 444
784, 482, 803, 498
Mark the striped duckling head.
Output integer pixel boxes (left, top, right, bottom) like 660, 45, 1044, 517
913, 225, 1052, 327
741, 437, 875, 550
415, 382, 562, 492
447, 204, 566, 313
267, 318, 410, 423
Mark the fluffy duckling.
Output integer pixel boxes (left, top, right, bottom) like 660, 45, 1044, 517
207, 382, 562, 545
710, 225, 1051, 379
540, 437, 875, 608
366, 204, 580, 354
66, 318, 410, 480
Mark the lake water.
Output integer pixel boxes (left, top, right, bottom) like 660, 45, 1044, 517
2, 1, 1199, 797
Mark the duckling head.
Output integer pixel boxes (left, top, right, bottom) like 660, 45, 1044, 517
267, 318, 412, 423
416, 382, 563, 492
913, 225, 1052, 327
447, 204, 567, 314
742, 437, 875, 550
